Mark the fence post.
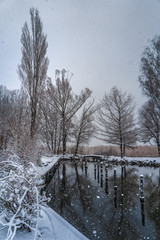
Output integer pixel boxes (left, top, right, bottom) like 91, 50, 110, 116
139, 174, 145, 225
94, 162, 96, 180
140, 175, 144, 202
85, 159, 88, 176
114, 168, 117, 208
97, 160, 100, 183
114, 168, 117, 190
100, 162, 103, 188
105, 164, 108, 194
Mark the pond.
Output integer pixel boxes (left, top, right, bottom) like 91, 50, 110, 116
46, 159, 160, 240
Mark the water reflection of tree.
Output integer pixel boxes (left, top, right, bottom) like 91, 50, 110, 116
101, 166, 140, 239
74, 162, 88, 213
47, 163, 68, 215
46, 162, 159, 240
143, 174, 160, 237
59, 163, 66, 214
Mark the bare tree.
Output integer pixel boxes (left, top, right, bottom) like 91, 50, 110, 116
72, 101, 96, 156
47, 69, 92, 155
138, 35, 160, 156
139, 99, 160, 156
0, 86, 34, 160
18, 8, 49, 139
0, 86, 14, 150
139, 35, 160, 108
40, 91, 62, 154
8, 91, 35, 161
97, 87, 138, 158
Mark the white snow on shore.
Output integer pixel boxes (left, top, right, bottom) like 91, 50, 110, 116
0, 155, 89, 240
36, 155, 61, 176
38, 206, 89, 240
0, 205, 89, 240
109, 155, 160, 163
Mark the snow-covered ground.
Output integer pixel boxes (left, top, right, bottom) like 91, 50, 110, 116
110, 155, 160, 163
36, 155, 61, 176
84, 154, 160, 165
38, 206, 89, 240
0, 155, 89, 240
0, 205, 89, 240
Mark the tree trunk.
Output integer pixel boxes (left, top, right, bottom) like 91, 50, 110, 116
50, 132, 54, 152
157, 141, 160, 157
63, 132, 67, 155
54, 125, 57, 154
123, 144, 126, 157
120, 143, 123, 158
30, 107, 37, 139
57, 137, 61, 154
120, 132, 123, 158
0, 135, 4, 150
62, 112, 67, 155
74, 142, 79, 156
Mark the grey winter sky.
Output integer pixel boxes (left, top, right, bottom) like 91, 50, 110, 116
1, 0, 160, 108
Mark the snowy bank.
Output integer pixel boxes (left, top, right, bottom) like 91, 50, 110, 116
79, 154, 160, 167
38, 206, 89, 240
0, 154, 89, 240
36, 155, 61, 176
0, 205, 89, 240
108, 155, 160, 167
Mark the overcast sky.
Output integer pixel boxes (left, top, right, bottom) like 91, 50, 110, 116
1, 0, 160, 109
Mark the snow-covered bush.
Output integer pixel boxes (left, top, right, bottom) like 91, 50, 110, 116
0, 154, 48, 239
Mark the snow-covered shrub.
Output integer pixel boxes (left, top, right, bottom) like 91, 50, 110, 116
9, 131, 42, 165
0, 154, 48, 239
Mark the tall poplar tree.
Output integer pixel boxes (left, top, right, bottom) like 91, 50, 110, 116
18, 8, 49, 139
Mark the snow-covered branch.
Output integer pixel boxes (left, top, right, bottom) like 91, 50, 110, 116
0, 155, 48, 239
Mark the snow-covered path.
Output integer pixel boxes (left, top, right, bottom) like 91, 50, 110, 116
38, 206, 89, 240
0, 205, 89, 240
36, 155, 61, 176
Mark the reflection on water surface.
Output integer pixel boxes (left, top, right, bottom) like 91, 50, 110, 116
46, 160, 160, 240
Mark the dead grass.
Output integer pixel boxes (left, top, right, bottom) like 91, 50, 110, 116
68, 145, 158, 157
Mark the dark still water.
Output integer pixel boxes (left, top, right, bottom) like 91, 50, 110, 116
46, 160, 160, 240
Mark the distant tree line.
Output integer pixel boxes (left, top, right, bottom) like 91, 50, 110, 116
0, 8, 160, 160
